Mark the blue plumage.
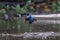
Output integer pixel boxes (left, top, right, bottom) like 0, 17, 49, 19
29, 15, 34, 24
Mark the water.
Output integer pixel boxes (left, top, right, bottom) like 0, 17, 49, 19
0, 19, 60, 40
0, 32, 60, 40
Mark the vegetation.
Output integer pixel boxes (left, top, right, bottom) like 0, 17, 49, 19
52, 0, 60, 12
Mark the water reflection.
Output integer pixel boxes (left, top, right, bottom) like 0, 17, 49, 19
0, 32, 60, 40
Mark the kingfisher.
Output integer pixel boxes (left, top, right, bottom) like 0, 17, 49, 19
25, 14, 37, 24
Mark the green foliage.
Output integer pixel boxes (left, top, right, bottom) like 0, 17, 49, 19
6, 5, 10, 11
0, 4, 4, 9
16, 4, 21, 14
15, 4, 28, 14
26, 0, 32, 4
52, 0, 60, 12
52, 2, 58, 12
22, 0, 32, 14
15, 0, 32, 14
57, 1, 60, 11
